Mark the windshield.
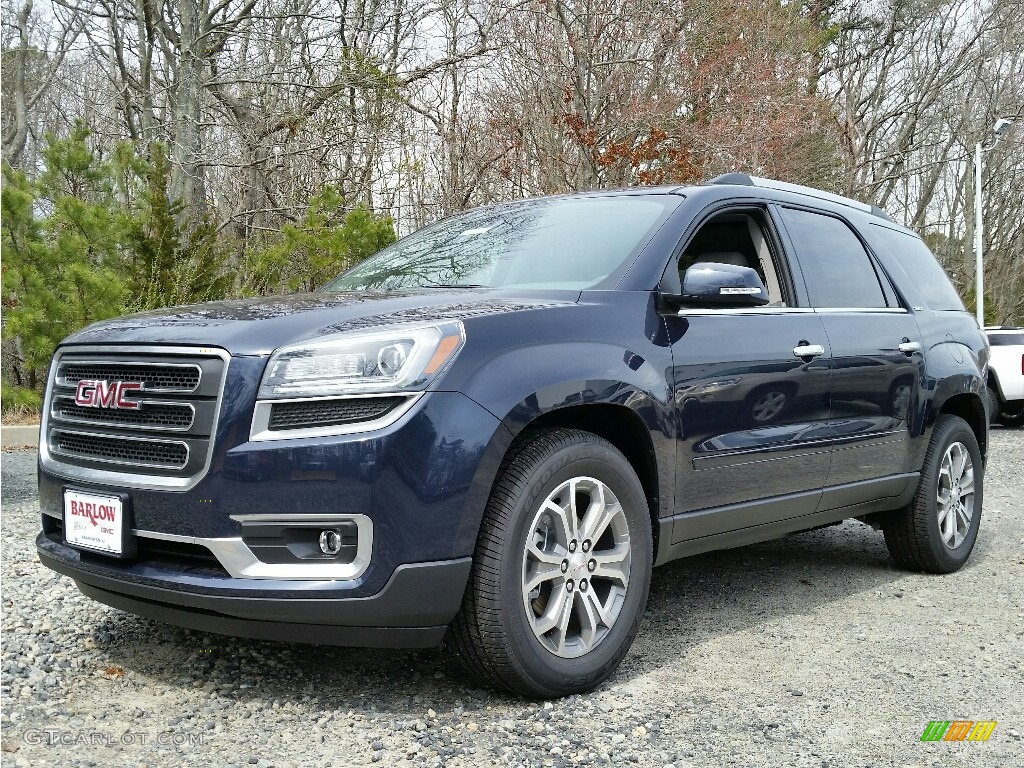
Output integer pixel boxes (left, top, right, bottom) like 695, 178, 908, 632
323, 196, 672, 292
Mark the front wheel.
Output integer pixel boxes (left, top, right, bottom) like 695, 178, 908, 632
882, 414, 983, 573
447, 428, 652, 697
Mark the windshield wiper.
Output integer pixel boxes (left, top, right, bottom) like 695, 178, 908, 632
421, 283, 490, 289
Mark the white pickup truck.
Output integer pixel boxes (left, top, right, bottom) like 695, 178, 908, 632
986, 326, 1024, 427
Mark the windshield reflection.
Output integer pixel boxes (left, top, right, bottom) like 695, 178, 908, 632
323, 197, 671, 292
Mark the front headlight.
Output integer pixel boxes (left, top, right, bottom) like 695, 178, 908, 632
258, 321, 465, 399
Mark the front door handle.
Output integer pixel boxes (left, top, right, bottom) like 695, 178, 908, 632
793, 342, 825, 359
898, 339, 921, 356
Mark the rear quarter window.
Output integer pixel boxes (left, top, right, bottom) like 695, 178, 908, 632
863, 224, 965, 311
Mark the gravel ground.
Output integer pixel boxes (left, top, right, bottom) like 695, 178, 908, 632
2, 432, 1022, 768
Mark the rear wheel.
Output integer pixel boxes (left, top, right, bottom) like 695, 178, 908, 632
447, 428, 652, 697
882, 414, 983, 573
998, 401, 1024, 428
986, 385, 1000, 426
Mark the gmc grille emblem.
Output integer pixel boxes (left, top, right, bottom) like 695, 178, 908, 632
74, 380, 144, 410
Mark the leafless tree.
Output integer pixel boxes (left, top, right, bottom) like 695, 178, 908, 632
2, 0, 1021, 317
1, 0, 84, 166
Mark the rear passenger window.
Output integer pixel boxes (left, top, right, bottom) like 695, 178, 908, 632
778, 207, 888, 308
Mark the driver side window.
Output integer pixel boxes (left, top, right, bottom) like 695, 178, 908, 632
679, 210, 788, 306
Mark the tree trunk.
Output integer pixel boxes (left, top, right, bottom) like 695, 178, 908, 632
170, 0, 209, 223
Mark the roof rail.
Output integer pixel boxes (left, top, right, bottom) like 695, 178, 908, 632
706, 173, 892, 220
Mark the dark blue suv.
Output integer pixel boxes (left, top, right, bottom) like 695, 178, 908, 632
36, 174, 989, 697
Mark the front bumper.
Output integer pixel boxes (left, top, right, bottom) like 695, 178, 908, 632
38, 533, 470, 646
36, 360, 511, 646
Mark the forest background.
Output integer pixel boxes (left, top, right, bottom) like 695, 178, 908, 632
2, 0, 1022, 409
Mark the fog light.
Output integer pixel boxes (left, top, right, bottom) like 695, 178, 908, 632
319, 529, 343, 555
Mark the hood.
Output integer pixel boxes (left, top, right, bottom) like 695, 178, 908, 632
62, 289, 575, 356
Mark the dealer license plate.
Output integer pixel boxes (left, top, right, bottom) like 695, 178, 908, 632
63, 490, 125, 555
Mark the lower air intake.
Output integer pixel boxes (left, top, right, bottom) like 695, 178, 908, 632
268, 397, 406, 431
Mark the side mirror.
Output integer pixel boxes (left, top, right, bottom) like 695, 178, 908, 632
665, 262, 769, 307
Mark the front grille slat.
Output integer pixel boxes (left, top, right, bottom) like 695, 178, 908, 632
45, 350, 226, 482
55, 396, 196, 431
269, 396, 405, 430
52, 430, 189, 469
58, 362, 201, 393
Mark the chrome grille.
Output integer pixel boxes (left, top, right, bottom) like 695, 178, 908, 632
43, 348, 228, 484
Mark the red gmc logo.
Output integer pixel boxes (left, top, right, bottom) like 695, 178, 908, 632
74, 380, 144, 410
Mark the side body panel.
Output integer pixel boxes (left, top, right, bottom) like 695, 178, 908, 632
663, 310, 833, 541
814, 312, 922, 481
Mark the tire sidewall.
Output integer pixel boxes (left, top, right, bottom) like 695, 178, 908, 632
918, 418, 984, 570
496, 440, 652, 696
985, 385, 999, 425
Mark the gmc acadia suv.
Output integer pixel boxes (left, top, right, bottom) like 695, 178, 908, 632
37, 174, 990, 697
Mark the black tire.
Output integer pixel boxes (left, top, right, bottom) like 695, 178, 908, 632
998, 401, 1024, 428
882, 414, 983, 574
986, 385, 1000, 426
446, 428, 653, 698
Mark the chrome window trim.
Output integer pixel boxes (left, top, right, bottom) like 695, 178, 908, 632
51, 396, 196, 432
249, 392, 423, 442
678, 306, 815, 316
49, 427, 191, 470
39, 345, 231, 492
814, 307, 909, 315
677, 306, 909, 316
56, 359, 203, 394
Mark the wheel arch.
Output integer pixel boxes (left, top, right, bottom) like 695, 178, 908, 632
510, 404, 663, 547
936, 392, 987, 459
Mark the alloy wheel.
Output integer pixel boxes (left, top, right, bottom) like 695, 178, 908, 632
521, 476, 631, 658
936, 441, 975, 550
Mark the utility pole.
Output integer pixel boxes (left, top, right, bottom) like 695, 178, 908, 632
974, 118, 1015, 327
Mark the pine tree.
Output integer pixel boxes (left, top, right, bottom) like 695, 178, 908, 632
1, 123, 126, 388
122, 143, 232, 310
244, 186, 397, 294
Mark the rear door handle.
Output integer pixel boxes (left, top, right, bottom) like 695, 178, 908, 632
899, 340, 921, 355
793, 343, 825, 359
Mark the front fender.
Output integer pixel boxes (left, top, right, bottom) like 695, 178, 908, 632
452, 338, 676, 521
